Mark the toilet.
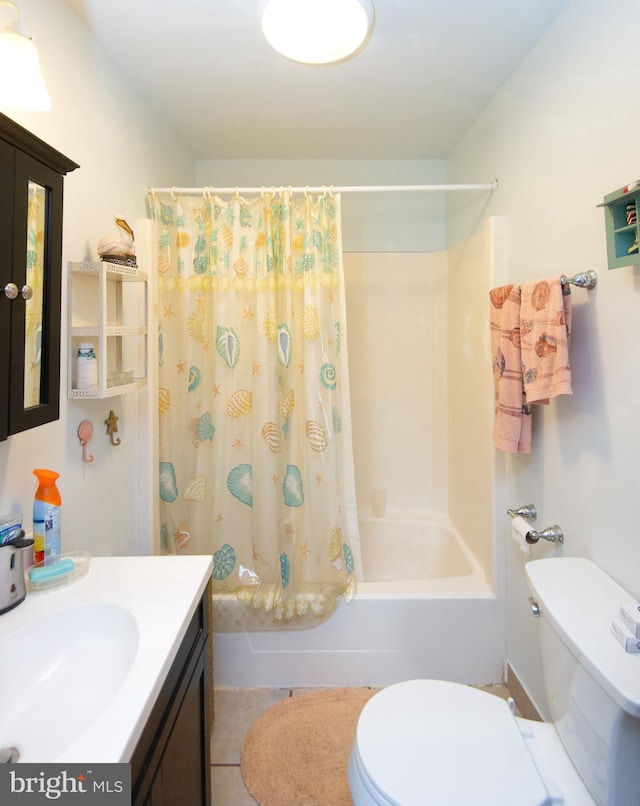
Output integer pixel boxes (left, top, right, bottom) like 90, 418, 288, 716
348, 557, 640, 805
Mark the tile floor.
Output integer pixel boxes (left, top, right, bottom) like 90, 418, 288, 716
209, 683, 517, 805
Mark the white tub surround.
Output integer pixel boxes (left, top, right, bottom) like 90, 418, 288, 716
0, 555, 212, 763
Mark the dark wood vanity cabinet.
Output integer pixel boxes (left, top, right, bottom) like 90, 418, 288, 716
0, 112, 78, 441
131, 583, 212, 806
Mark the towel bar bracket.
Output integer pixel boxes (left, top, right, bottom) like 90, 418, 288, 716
561, 270, 597, 290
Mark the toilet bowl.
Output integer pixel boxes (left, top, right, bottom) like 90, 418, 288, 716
348, 558, 640, 806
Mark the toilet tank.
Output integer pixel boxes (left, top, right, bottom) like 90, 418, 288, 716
525, 557, 640, 806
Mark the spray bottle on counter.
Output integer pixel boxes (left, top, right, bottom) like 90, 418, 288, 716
33, 469, 61, 565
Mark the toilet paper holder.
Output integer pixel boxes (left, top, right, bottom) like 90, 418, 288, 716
507, 504, 564, 544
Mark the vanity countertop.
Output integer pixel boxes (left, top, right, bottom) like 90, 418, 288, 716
0, 554, 213, 763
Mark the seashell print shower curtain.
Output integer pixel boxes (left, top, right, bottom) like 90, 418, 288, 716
147, 189, 360, 626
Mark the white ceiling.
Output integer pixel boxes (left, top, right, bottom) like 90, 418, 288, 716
65, 0, 568, 161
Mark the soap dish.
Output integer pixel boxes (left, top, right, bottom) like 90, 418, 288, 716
25, 551, 91, 592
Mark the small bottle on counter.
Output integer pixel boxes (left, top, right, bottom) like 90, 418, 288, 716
33, 469, 61, 565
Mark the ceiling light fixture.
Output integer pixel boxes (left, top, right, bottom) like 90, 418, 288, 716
259, 0, 375, 66
0, 1, 50, 111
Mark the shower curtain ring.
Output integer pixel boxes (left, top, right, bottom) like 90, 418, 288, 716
329, 185, 335, 197
234, 186, 240, 200
170, 186, 177, 200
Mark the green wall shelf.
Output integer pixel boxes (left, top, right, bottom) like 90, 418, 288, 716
599, 181, 640, 269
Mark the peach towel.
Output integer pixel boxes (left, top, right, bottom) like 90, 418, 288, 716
520, 276, 572, 404
489, 284, 532, 453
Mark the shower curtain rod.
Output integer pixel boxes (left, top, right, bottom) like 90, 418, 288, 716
149, 180, 498, 196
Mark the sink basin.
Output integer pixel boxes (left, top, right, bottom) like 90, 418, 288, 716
0, 602, 139, 761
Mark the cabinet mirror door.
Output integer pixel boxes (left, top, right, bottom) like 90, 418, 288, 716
0, 138, 12, 440
8, 154, 63, 437
23, 179, 46, 410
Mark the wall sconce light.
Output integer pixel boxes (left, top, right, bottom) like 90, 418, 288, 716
0, 1, 50, 111
259, 0, 375, 66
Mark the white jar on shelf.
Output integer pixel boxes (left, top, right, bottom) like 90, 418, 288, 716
75, 343, 97, 390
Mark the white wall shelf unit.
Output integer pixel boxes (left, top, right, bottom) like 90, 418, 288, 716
68, 260, 148, 399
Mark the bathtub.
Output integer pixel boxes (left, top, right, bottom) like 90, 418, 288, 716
358, 511, 485, 595
212, 514, 504, 688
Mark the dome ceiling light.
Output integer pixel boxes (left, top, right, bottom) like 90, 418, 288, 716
259, 0, 375, 66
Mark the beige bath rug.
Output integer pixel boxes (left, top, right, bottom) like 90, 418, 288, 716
241, 687, 377, 806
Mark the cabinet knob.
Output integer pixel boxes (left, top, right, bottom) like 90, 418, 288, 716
3, 282, 18, 299
3, 283, 33, 300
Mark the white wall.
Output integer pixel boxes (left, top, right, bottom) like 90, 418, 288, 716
447, 0, 640, 716
0, 0, 194, 558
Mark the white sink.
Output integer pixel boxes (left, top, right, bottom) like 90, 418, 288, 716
0, 556, 212, 764
0, 602, 139, 761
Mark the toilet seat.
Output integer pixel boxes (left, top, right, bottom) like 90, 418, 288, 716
349, 679, 556, 806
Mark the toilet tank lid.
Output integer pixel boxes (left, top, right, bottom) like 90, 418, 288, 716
525, 557, 640, 717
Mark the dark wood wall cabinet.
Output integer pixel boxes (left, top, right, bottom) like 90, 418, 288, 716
0, 112, 78, 441
131, 583, 212, 806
